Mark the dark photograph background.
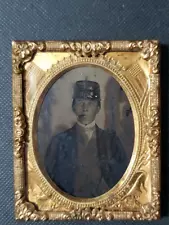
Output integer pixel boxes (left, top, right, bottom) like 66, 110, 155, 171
0, 0, 168, 224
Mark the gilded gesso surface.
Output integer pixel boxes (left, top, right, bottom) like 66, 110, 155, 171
12, 41, 160, 220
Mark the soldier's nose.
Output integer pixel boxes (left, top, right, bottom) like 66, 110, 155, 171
83, 107, 88, 112
82, 102, 88, 111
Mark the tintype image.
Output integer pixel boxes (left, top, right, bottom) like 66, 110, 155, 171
37, 65, 134, 198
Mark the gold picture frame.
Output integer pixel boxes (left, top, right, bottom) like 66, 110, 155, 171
12, 40, 160, 221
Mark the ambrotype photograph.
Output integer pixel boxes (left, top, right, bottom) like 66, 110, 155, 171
37, 66, 134, 198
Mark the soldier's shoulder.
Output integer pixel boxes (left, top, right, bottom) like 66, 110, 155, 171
97, 126, 116, 138
52, 126, 75, 142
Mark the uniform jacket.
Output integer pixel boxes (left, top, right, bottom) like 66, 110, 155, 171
45, 124, 128, 197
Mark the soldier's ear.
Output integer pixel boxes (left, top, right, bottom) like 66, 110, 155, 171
97, 101, 101, 113
72, 99, 76, 113
72, 105, 75, 113
97, 105, 101, 114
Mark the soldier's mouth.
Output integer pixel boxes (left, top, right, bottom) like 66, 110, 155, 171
79, 114, 88, 118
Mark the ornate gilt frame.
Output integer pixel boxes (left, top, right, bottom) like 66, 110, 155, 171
12, 40, 160, 221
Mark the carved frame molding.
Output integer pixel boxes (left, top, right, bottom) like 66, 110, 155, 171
12, 40, 160, 221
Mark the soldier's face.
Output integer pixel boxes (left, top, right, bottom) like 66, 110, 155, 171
73, 99, 100, 125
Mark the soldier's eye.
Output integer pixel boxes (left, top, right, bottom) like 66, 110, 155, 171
76, 100, 82, 104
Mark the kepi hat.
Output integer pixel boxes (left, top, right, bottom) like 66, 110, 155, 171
73, 80, 100, 100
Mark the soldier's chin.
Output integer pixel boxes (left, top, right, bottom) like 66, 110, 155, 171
78, 116, 90, 125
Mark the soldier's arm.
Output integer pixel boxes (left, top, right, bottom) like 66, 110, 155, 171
44, 135, 61, 181
108, 131, 128, 180
111, 132, 127, 164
